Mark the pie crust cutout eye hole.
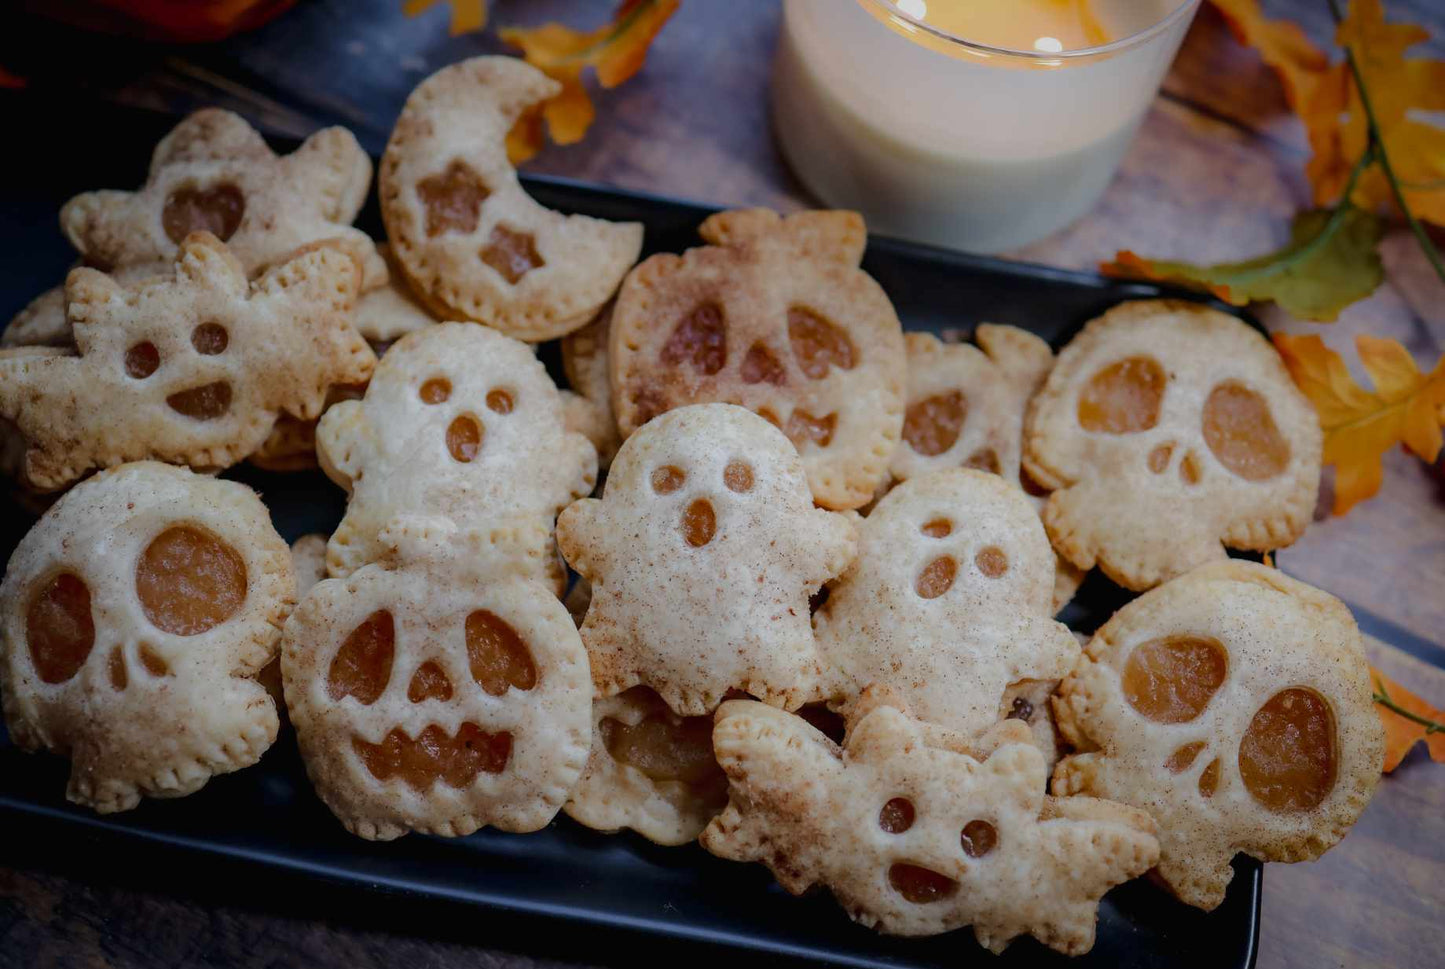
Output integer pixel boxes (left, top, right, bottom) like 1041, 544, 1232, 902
920, 518, 952, 539
975, 546, 1008, 578
136, 526, 248, 636
1147, 443, 1174, 474
1122, 635, 1228, 724
599, 712, 722, 785
960, 819, 998, 858
915, 555, 957, 599
723, 460, 754, 493
1239, 687, 1337, 813
964, 448, 1000, 475
785, 409, 837, 449
480, 225, 545, 284
903, 391, 967, 457
26, 572, 95, 684
1203, 381, 1291, 481
1166, 741, 1207, 773
125, 342, 160, 379
446, 415, 483, 463
353, 724, 512, 790
1198, 757, 1221, 798
327, 609, 395, 705
466, 609, 538, 696
1180, 452, 1203, 486
485, 388, 514, 414
652, 465, 686, 494
417, 160, 490, 237
660, 302, 727, 376
162, 183, 245, 244
1006, 696, 1034, 722
740, 342, 787, 386
138, 643, 170, 678
407, 660, 454, 702
889, 863, 959, 904
108, 645, 128, 690
682, 498, 717, 547
167, 381, 232, 420
1078, 356, 1166, 434
419, 377, 451, 404
879, 797, 915, 834
191, 322, 228, 355
787, 307, 856, 380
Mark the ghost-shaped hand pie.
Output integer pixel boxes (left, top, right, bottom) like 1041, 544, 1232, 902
317, 322, 596, 587
1024, 300, 1321, 591
4, 264, 168, 350
609, 208, 907, 510
556, 403, 857, 715
0, 233, 375, 492
380, 57, 643, 341
815, 469, 1079, 738
699, 700, 1159, 955
61, 108, 385, 288
282, 516, 592, 840
0, 462, 290, 813
1052, 560, 1383, 911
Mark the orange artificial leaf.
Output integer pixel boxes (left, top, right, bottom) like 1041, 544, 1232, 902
401, 0, 486, 35
1207, 0, 1330, 114
1273, 333, 1445, 513
1370, 666, 1445, 772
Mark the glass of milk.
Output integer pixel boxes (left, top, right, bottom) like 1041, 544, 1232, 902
772, 0, 1202, 253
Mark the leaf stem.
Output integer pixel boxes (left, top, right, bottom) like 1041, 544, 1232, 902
1374, 676, 1445, 735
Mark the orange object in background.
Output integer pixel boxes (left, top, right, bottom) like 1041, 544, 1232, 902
30, 0, 298, 42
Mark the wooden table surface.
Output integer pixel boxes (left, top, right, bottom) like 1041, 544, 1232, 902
2, 1, 1443, 967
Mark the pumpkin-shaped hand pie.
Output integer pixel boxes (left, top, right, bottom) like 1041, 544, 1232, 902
1052, 560, 1383, 910
0, 462, 290, 813
282, 516, 592, 840
608, 208, 906, 510
700, 701, 1159, 955
0, 233, 375, 492
61, 108, 385, 289
1023, 300, 1321, 591
556, 403, 857, 715
380, 57, 643, 341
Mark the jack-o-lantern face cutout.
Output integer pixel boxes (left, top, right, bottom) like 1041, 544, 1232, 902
699, 701, 1160, 956
282, 518, 592, 841
609, 208, 907, 510
557, 404, 857, 716
815, 469, 1079, 740
317, 322, 596, 589
380, 57, 643, 342
1052, 561, 1384, 911
1023, 301, 1321, 591
0, 462, 289, 814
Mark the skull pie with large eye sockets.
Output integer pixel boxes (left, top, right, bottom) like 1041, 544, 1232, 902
1051, 560, 1384, 911
608, 208, 907, 511
1023, 300, 1322, 592
61, 108, 386, 289
0, 234, 376, 493
699, 700, 1159, 956
814, 469, 1079, 742
557, 403, 858, 716
282, 517, 592, 841
563, 685, 729, 846
381, 57, 643, 342
0, 462, 290, 813
317, 322, 597, 588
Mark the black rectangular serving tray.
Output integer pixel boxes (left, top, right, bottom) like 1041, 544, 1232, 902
0, 100, 1280, 969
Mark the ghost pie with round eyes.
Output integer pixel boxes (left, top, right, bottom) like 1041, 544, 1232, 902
317, 322, 596, 588
1024, 300, 1321, 591
282, 517, 592, 840
815, 469, 1079, 739
0, 462, 290, 813
557, 403, 857, 715
381, 57, 643, 341
564, 686, 729, 846
609, 208, 907, 510
1052, 560, 1383, 911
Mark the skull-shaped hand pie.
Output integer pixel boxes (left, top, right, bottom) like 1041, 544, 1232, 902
381, 57, 643, 341
815, 469, 1079, 738
0, 234, 376, 492
560, 304, 622, 469
61, 108, 385, 289
283, 517, 592, 840
564, 685, 729, 846
1024, 300, 1321, 591
1052, 560, 1383, 911
0, 462, 290, 813
556, 404, 857, 715
609, 208, 906, 510
317, 322, 596, 587
699, 701, 1159, 955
